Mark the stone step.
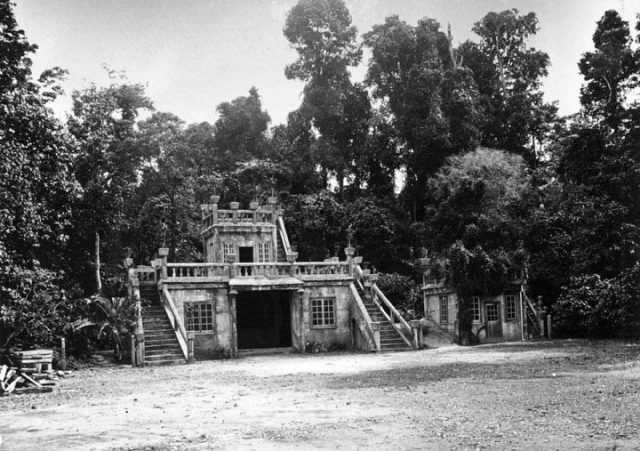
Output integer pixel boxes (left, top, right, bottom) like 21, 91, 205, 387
144, 358, 185, 366
145, 347, 183, 356
145, 352, 184, 361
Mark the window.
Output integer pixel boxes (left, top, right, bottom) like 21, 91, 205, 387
472, 296, 481, 322
185, 303, 213, 332
439, 295, 448, 324
222, 242, 234, 262
505, 294, 517, 321
310, 298, 336, 328
257, 242, 270, 263
486, 303, 499, 322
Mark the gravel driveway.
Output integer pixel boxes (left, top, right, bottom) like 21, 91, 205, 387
1, 339, 639, 450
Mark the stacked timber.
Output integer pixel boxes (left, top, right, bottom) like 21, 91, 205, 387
13, 349, 54, 372
0, 365, 54, 395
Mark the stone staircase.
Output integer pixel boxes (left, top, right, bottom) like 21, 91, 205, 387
276, 230, 287, 263
139, 284, 186, 366
359, 289, 412, 352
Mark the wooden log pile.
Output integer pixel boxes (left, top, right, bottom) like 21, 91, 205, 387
13, 349, 54, 372
0, 365, 54, 395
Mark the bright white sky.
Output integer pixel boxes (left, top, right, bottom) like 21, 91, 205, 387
13, 0, 639, 126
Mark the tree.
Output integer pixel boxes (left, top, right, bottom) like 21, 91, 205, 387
284, 0, 370, 192
0, 0, 76, 268
459, 9, 557, 162
364, 16, 482, 219
68, 77, 153, 293
425, 148, 532, 344
578, 10, 640, 130
211, 87, 271, 172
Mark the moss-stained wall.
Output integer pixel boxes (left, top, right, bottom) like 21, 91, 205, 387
166, 285, 232, 358
301, 282, 352, 350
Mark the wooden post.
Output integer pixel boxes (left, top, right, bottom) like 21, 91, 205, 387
60, 338, 67, 371
130, 334, 136, 368
539, 318, 545, 338
547, 314, 552, 339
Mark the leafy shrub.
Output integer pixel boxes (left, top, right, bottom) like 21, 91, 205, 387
376, 273, 421, 319
552, 267, 640, 338
0, 264, 89, 352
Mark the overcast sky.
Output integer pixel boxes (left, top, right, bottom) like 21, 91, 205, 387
14, 0, 639, 126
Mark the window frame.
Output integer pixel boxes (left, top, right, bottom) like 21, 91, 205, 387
439, 295, 449, 324
257, 241, 270, 263
310, 297, 337, 329
486, 303, 499, 322
472, 296, 481, 323
505, 294, 517, 321
185, 302, 214, 333
222, 242, 234, 263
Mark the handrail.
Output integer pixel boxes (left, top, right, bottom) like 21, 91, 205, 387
372, 284, 413, 335
522, 289, 538, 318
160, 285, 189, 360
349, 283, 378, 352
276, 216, 293, 258
371, 287, 414, 348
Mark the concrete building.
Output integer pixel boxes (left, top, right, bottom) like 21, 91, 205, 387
126, 197, 422, 365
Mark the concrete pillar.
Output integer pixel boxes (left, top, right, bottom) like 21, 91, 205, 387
230, 201, 239, 223
410, 319, 422, 349
547, 314, 553, 339
187, 331, 195, 362
345, 246, 355, 274
158, 247, 169, 280
229, 289, 238, 358
287, 252, 298, 276
371, 322, 381, 352
227, 253, 236, 278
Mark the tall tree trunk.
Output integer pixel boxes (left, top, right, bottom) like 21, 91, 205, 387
95, 229, 102, 294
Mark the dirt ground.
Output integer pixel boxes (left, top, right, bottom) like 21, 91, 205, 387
1, 340, 639, 450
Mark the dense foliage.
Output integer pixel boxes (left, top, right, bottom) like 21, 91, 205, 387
2, 0, 639, 352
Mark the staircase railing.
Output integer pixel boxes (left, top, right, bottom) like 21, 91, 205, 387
276, 216, 293, 258
354, 264, 414, 349
349, 283, 378, 352
160, 285, 192, 362
522, 289, 541, 337
371, 285, 414, 348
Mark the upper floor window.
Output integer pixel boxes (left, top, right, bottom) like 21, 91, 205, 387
257, 242, 270, 263
222, 242, 234, 263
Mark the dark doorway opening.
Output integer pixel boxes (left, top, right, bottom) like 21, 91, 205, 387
236, 290, 292, 349
239, 246, 253, 263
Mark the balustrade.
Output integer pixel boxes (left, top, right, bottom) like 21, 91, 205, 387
157, 260, 352, 281
201, 208, 276, 227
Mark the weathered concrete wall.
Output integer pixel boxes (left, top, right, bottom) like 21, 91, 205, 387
424, 290, 457, 334
300, 282, 352, 350
424, 289, 523, 342
205, 225, 276, 263
166, 284, 232, 358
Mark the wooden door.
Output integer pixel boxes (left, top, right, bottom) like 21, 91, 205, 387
485, 302, 502, 340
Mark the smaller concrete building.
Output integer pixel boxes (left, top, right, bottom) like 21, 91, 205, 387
421, 258, 545, 343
